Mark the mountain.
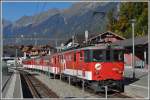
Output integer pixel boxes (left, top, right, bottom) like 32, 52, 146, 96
2, 19, 12, 27
3, 2, 119, 45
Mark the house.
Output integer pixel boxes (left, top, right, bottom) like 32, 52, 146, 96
87, 31, 125, 44
63, 31, 125, 50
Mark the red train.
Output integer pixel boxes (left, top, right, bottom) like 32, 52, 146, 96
23, 44, 125, 92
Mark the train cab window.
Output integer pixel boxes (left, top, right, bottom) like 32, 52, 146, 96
113, 50, 124, 61
92, 50, 105, 62
84, 50, 91, 62
106, 50, 111, 61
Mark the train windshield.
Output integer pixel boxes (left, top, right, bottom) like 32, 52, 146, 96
113, 50, 124, 61
91, 49, 124, 62
92, 50, 105, 62
84, 49, 124, 62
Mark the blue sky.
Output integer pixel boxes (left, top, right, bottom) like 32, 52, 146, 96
2, 2, 73, 22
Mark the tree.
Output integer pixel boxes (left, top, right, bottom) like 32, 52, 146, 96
107, 2, 148, 38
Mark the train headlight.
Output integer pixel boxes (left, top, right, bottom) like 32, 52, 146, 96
95, 63, 102, 70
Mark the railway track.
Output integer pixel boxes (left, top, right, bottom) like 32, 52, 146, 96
19, 69, 59, 98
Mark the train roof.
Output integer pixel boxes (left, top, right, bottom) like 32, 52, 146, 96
54, 44, 124, 55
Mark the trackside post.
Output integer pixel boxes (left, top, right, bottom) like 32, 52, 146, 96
105, 86, 108, 99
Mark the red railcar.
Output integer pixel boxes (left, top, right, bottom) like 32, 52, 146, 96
23, 44, 125, 92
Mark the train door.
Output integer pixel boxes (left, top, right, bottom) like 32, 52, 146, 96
76, 51, 80, 77
80, 51, 86, 79
73, 51, 76, 76
62, 54, 66, 73
77, 51, 85, 78
59, 55, 63, 73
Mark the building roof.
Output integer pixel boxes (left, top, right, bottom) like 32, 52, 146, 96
64, 31, 125, 47
88, 31, 126, 42
113, 35, 148, 47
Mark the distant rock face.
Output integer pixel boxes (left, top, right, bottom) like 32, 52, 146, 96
3, 2, 119, 45
2, 19, 12, 28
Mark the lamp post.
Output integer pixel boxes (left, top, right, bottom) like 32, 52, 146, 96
21, 34, 24, 45
131, 19, 136, 79
85, 30, 88, 46
15, 37, 18, 69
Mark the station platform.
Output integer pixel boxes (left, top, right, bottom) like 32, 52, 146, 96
2, 68, 23, 98
124, 67, 149, 99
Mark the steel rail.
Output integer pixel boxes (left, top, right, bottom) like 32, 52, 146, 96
19, 70, 58, 98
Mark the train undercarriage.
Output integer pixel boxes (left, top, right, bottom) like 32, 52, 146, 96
25, 68, 124, 93
58, 73, 125, 93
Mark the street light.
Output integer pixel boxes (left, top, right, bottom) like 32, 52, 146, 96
85, 30, 88, 46
131, 19, 136, 79
15, 37, 19, 69
21, 34, 24, 45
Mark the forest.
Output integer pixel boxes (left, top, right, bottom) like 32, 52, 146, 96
107, 2, 148, 38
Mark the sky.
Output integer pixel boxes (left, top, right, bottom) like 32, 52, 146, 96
2, 2, 73, 22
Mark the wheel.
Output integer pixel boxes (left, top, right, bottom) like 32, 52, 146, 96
117, 81, 124, 92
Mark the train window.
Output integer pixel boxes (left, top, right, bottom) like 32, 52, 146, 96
113, 50, 124, 61
68, 55, 71, 61
84, 50, 90, 62
92, 50, 105, 62
54, 57, 56, 64
58, 56, 59, 63
74, 53, 76, 62
106, 50, 111, 61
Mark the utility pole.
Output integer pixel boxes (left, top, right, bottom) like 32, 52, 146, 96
131, 19, 136, 79
72, 35, 75, 47
15, 37, 18, 69
55, 39, 58, 52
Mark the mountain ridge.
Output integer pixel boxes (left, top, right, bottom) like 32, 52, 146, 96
3, 2, 119, 45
